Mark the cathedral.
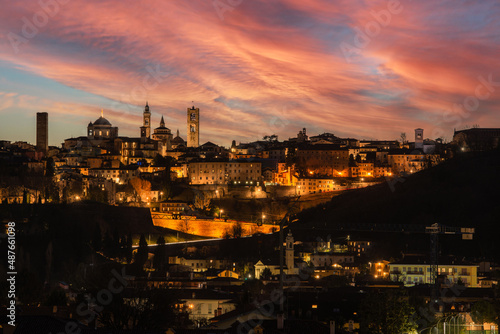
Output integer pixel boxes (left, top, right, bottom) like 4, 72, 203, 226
87, 110, 119, 141
65, 102, 191, 161
149, 105, 174, 155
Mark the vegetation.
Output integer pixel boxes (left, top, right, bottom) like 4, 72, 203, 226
359, 289, 417, 334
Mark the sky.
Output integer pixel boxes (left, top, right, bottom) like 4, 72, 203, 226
0, 0, 499, 147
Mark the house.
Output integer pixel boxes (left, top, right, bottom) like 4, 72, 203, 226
178, 290, 237, 322
310, 252, 355, 267
389, 255, 479, 287
218, 269, 239, 280
347, 240, 372, 256
168, 257, 234, 273
296, 177, 337, 195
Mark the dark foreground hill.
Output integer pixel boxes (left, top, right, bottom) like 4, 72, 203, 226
295, 149, 500, 260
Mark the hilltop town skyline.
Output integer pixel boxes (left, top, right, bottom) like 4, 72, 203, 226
1, 104, 495, 149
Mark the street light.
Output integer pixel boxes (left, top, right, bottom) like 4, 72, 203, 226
431, 314, 459, 334
220, 209, 223, 218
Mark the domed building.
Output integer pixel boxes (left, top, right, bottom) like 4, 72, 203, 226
171, 129, 186, 149
87, 110, 118, 140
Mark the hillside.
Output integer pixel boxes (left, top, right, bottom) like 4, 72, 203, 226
295, 149, 500, 260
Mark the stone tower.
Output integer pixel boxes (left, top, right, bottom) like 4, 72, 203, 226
415, 128, 424, 149
140, 102, 151, 140
187, 105, 199, 148
36, 112, 48, 153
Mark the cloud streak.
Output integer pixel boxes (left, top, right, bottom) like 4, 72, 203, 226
0, 0, 499, 145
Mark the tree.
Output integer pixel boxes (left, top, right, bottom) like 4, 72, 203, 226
359, 289, 417, 334
153, 236, 166, 271
193, 191, 210, 211
263, 134, 278, 142
349, 154, 356, 167
180, 218, 191, 234
130, 177, 151, 202
22, 189, 28, 204
232, 222, 243, 238
103, 229, 120, 259
285, 147, 297, 168
260, 267, 272, 280
45, 180, 60, 203
97, 288, 180, 330
46, 157, 55, 177
125, 233, 133, 263
87, 185, 108, 203
135, 234, 149, 268
153, 154, 174, 168
400, 132, 407, 146
471, 300, 497, 325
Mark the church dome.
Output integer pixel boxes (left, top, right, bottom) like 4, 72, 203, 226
155, 126, 171, 132
172, 135, 184, 144
93, 116, 111, 126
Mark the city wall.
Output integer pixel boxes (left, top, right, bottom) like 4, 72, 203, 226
152, 217, 277, 238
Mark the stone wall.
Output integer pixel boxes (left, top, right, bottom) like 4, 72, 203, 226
152, 217, 277, 238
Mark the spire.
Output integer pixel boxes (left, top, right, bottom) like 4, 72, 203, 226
101, 109, 103, 118
145, 102, 150, 113
176, 129, 179, 137
160, 115, 165, 127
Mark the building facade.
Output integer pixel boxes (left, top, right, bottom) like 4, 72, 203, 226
296, 144, 350, 176
296, 177, 337, 195
186, 161, 262, 185
389, 261, 478, 287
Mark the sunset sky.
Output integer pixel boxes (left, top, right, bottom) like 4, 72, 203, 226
0, 0, 499, 147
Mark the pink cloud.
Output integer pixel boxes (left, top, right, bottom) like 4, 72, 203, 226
0, 0, 498, 146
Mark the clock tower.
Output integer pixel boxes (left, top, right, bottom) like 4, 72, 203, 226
187, 105, 199, 148
140, 102, 151, 140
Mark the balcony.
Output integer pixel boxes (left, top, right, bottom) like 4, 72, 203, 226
390, 270, 424, 275
407, 271, 424, 275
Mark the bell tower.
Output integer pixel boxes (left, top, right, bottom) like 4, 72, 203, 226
140, 102, 151, 140
187, 105, 199, 148
415, 128, 424, 149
